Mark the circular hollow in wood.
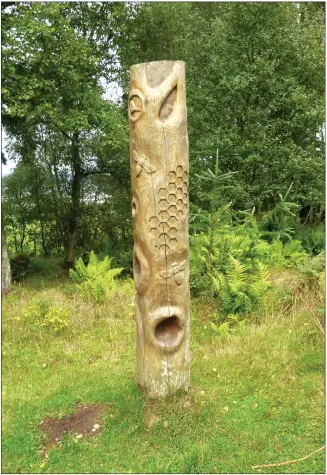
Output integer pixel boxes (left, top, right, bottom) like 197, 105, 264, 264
132, 199, 137, 217
155, 316, 182, 347
129, 93, 144, 122
133, 252, 141, 284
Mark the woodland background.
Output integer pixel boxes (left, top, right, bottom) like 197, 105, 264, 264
2, 2, 324, 270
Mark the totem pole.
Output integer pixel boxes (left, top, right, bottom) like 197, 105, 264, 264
129, 60, 190, 397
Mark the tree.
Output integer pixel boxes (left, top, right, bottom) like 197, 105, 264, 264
117, 2, 325, 217
2, 2, 128, 266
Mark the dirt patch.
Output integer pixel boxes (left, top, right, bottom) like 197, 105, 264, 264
39, 403, 108, 448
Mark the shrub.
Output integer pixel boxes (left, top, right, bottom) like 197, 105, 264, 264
258, 183, 300, 242
69, 251, 123, 302
10, 252, 31, 281
295, 223, 325, 255
22, 296, 52, 324
254, 239, 308, 268
297, 250, 325, 291
209, 313, 247, 337
41, 307, 69, 332
210, 257, 270, 317
22, 296, 69, 332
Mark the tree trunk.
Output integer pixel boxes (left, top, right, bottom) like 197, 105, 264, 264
65, 133, 81, 268
129, 60, 190, 397
2, 218, 12, 295
34, 165, 49, 256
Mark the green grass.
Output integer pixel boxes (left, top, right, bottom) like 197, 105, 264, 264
2, 261, 325, 473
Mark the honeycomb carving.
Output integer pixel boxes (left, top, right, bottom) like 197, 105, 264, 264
159, 222, 169, 233
168, 194, 177, 204
150, 216, 159, 226
168, 183, 176, 194
158, 188, 168, 199
149, 166, 188, 254
150, 228, 159, 239
168, 171, 176, 182
158, 199, 169, 210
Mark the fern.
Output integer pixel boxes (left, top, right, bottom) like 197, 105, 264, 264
70, 251, 123, 302
210, 256, 270, 317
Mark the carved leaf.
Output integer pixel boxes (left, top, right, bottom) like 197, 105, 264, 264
159, 85, 177, 121
160, 270, 173, 279
179, 260, 186, 271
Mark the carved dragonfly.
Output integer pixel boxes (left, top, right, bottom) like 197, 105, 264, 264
133, 151, 156, 177
160, 261, 186, 285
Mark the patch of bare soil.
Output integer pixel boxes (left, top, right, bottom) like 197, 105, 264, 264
39, 403, 108, 448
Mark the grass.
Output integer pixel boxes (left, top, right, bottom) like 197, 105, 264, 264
1, 258, 325, 473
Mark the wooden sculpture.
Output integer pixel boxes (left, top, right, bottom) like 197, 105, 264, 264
129, 60, 190, 397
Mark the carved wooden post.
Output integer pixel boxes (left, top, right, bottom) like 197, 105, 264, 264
129, 61, 190, 397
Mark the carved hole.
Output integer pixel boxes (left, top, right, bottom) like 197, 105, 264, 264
159, 85, 177, 121
133, 251, 141, 285
155, 316, 181, 346
177, 210, 183, 220
132, 199, 137, 217
129, 95, 143, 121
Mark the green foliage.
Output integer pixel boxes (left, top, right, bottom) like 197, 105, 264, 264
69, 251, 123, 302
254, 239, 308, 268
209, 313, 247, 337
41, 307, 69, 332
211, 257, 270, 317
119, 2, 324, 213
2, 3, 324, 267
22, 296, 51, 323
10, 252, 31, 281
295, 223, 325, 255
298, 250, 325, 289
22, 295, 69, 332
189, 200, 308, 316
259, 183, 300, 242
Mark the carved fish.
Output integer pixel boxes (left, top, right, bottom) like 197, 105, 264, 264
160, 261, 186, 285
133, 151, 156, 177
